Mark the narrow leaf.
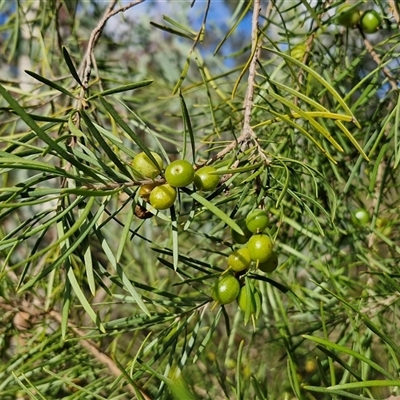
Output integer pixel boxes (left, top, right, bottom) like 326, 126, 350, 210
88, 80, 153, 100
62, 46, 83, 86
189, 191, 244, 235
24, 70, 75, 97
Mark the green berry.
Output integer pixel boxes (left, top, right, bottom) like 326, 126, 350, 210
247, 234, 273, 263
360, 10, 382, 34
212, 275, 240, 305
290, 44, 306, 61
139, 183, 157, 201
228, 248, 252, 272
245, 209, 269, 234
149, 184, 177, 210
132, 151, 163, 179
194, 166, 220, 191
237, 285, 261, 316
165, 160, 195, 188
351, 208, 370, 226
231, 220, 252, 244
335, 4, 360, 28
258, 251, 278, 273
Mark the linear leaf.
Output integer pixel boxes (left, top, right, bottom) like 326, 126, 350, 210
24, 70, 75, 97
266, 48, 360, 126
88, 80, 153, 100
303, 334, 396, 380
100, 96, 163, 172
189, 191, 244, 235
67, 266, 105, 333
0, 83, 106, 182
62, 46, 83, 87
328, 380, 400, 391
80, 110, 133, 179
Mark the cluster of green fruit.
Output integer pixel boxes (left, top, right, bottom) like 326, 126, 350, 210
131, 151, 219, 213
335, 4, 382, 34
132, 151, 279, 322
212, 209, 279, 321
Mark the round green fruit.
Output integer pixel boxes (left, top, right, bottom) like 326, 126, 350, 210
290, 44, 306, 61
165, 159, 195, 188
245, 209, 269, 234
360, 10, 382, 34
351, 208, 370, 226
231, 220, 252, 244
228, 248, 252, 272
258, 251, 278, 273
132, 152, 163, 179
139, 183, 157, 201
213, 275, 240, 305
149, 184, 177, 210
247, 234, 273, 263
237, 285, 261, 315
335, 4, 360, 28
193, 166, 219, 191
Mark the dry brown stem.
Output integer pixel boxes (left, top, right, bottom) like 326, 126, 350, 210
212, 0, 270, 167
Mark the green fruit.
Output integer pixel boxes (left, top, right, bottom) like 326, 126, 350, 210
335, 4, 360, 28
376, 217, 392, 236
231, 220, 252, 244
193, 166, 219, 191
360, 10, 382, 33
245, 209, 269, 234
132, 152, 163, 179
351, 208, 370, 226
165, 160, 195, 188
247, 234, 273, 263
290, 44, 306, 61
258, 251, 278, 273
228, 248, 252, 272
139, 183, 157, 201
237, 285, 261, 315
213, 275, 240, 305
149, 184, 177, 210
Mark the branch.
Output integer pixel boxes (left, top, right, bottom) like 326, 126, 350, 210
212, 0, 271, 165
79, 0, 146, 91
362, 35, 398, 92
241, 0, 261, 143
49, 310, 151, 399
388, 0, 400, 27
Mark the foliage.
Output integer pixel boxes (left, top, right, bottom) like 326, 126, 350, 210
0, 1, 400, 399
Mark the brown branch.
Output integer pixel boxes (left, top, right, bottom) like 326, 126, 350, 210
212, 0, 271, 166
79, 0, 146, 91
362, 36, 398, 92
49, 310, 151, 399
388, 0, 400, 27
241, 0, 261, 143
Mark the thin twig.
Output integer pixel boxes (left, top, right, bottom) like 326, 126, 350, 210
49, 310, 151, 399
241, 0, 261, 144
79, 0, 145, 91
362, 35, 398, 92
212, 0, 270, 166
388, 0, 400, 27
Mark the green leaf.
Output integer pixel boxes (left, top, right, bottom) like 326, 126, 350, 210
62, 46, 83, 87
328, 380, 400, 391
189, 191, 244, 236
179, 90, 196, 161
88, 80, 153, 100
67, 265, 105, 333
80, 109, 133, 179
0, 82, 106, 182
24, 70, 75, 97
100, 96, 163, 171
303, 334, 396, 380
